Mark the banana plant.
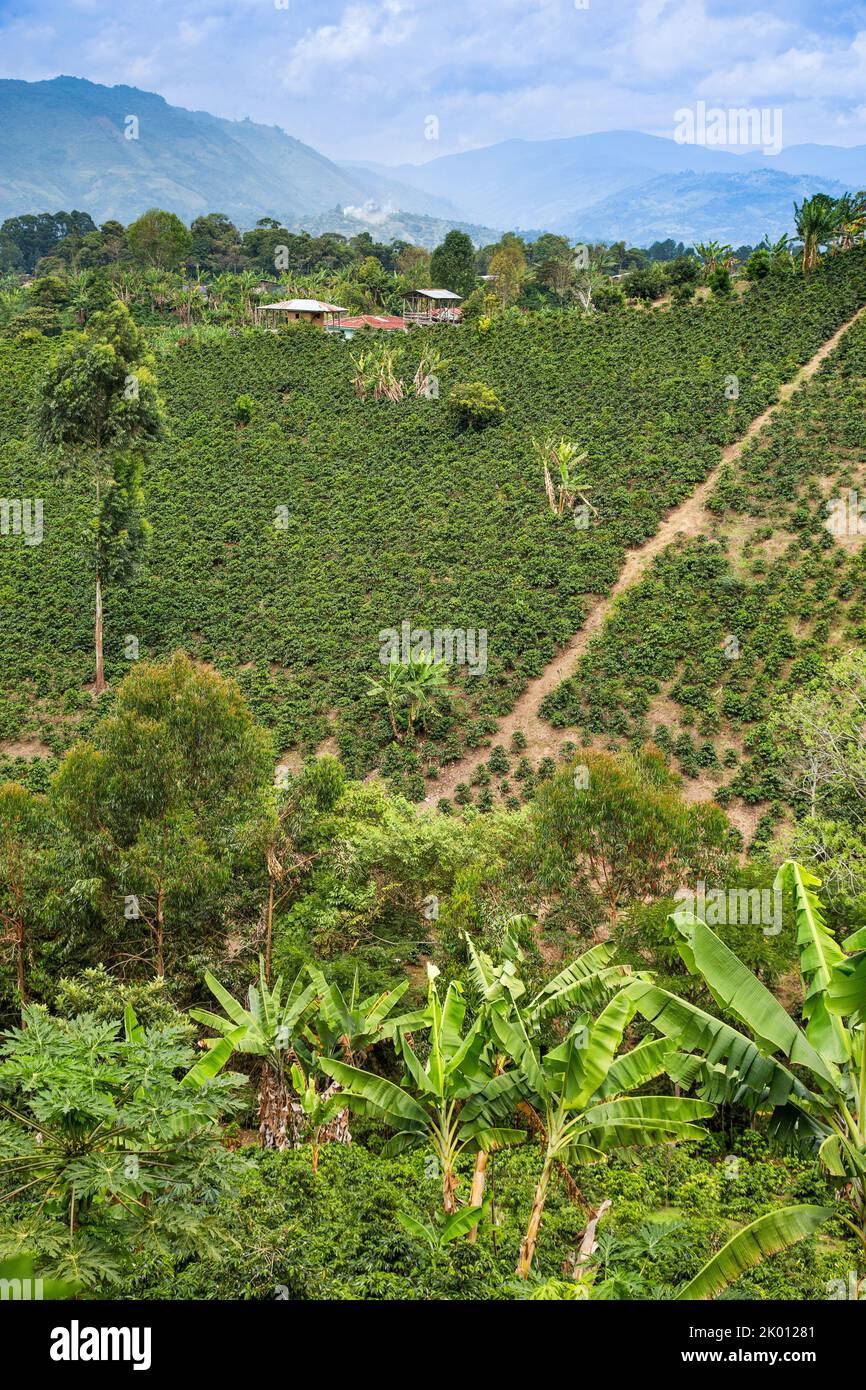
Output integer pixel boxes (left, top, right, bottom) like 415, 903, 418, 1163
293, 968, 416, 1147
532, 434, 596, 519
472, 984, 712, 1277
366, 654, 450, 740
462, 927, 634, 1233
320, 962, 525, 1213
303, 967, 413, 1065
289, 1062, 350, 1175
530, 1204, 832, 1300
397, 1199, 492, 1252
186, 960, 413, 1153
184, 956, 322, 1149
674, 1204, 833, 1299
627, 859, 866, 1256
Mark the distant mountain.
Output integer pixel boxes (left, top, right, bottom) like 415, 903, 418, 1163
338, 161, 467, 221
2, 78, 864, 247
375, 132, 866, 239
566, 168, 847, 245
377, 132, 757, 230
743, 143, 866, 187
0, 76, 479, 234
288, 205, 499, 252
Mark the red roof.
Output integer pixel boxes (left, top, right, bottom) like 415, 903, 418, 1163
337, 314, 407, 331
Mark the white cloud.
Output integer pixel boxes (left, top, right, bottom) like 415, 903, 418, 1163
281, 2, 416, 91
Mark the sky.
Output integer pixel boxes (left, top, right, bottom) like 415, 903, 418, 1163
2, 0, 866, 164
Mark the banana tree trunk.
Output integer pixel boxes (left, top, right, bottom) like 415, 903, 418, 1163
466, 1150, 487, 1243
517, 1153, 552, 1278
443, 1163, 459, 1215
259, 1066, 293, 1150
316, 1081, 352, 1146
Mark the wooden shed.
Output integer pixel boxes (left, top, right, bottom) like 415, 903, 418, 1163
402, 288, 463, 325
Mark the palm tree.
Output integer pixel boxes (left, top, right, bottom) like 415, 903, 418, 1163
142, 266, 174, 316
627, 859, 866, 1259
67, 270, 94, 326
320, 962, 526, 1213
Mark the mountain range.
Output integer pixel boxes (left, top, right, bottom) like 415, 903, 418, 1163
3, 77, 866, 246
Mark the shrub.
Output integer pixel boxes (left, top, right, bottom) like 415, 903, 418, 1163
233, 393, 255, 425
447, 381, 505, 430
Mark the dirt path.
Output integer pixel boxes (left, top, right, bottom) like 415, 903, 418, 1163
423, 305, 866, 813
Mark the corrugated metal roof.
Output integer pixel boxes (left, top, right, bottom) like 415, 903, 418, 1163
415, 288, 462, 300
260, 299, 347, 312
335, 315, 407, 330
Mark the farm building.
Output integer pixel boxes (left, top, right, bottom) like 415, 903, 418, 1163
402, 288, 463, 325
257, 298, 348, 329
329, 313, 408, 338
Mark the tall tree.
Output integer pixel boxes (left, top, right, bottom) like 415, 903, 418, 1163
429, 230, 477, 296
37, 302, 162, 694
52, 653, 273, 978
488, 236, 526, 306
531, 748, 731, 935
126, 208, 192, 270
0, 784, 53, 1018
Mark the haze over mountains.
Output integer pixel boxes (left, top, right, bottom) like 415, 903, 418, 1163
2, 77, 866, 246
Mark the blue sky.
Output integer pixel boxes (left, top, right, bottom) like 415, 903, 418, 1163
2, 0, 866, 163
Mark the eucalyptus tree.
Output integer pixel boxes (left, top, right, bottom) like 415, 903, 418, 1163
0, 783, 53, 1015
320, 962, 526, 1213
627, 859, 866, 1258
530, 749, 731, 937
37, 302, 162, 694
52, 653, 273, 979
